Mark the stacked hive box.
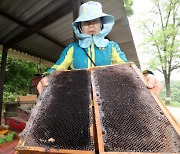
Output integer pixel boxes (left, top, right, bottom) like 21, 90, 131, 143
5, 95, 36, 132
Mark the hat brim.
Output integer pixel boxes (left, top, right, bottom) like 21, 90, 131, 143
72, 13, 114, 26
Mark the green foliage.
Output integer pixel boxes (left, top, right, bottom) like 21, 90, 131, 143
139, 0, 180, 103
123, 0, 133, 16
166, 101, 180, 107
170, 80, 180, 102
0, 54, 48, 108
160, 80, 180, 104
140, 0, 180, 72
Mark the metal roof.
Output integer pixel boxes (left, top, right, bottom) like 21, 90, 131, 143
0, 0, 140, 68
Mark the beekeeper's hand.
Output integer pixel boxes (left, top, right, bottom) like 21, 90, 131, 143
145, 74, 163, 97
37, 76, 49, 94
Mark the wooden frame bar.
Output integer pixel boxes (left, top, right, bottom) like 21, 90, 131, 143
15, 146, 94, 154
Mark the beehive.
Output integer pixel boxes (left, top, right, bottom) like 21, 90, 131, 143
16, 70, 95, 154
16, 63, 180, 154
91, 63, 180, 153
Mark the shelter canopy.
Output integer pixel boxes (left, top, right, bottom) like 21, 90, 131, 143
0, 0, 140, 67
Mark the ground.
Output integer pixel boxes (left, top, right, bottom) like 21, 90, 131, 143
167, 106, 180, 124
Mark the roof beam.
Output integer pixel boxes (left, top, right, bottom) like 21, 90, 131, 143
0, 9, 28, 28
72, 0, 82, 41
72, 0, 82, 21
3, 0, 72, 47
0, 10, 65, 48
7, 45, 55, 62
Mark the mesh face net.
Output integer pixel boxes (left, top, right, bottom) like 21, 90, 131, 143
20, 70, 94, 151
91, 64, 180, 153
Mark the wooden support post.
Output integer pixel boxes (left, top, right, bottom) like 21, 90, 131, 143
0, 45, 8, 124
72, 0, 82, 42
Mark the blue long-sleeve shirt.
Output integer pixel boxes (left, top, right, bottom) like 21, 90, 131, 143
47, 41, 128, 73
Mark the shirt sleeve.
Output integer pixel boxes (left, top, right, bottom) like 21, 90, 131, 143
111, 42, 128, 64
47, 43, 74, 74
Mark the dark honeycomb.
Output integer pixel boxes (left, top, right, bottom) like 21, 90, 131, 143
19, 64, 180, 153
92, 64, 180, 153
20, 70, 94, 151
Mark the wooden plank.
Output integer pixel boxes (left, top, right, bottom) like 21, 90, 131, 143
91, 71, 104, 152
16, 95, 37, 102
100, 152, 178, 154
15, 146, 94, 154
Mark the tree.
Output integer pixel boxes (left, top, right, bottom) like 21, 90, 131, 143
0, 54, 48, 109
140, 0, 180, 104
160, 80, 180, 103
123, 0, 133, 16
